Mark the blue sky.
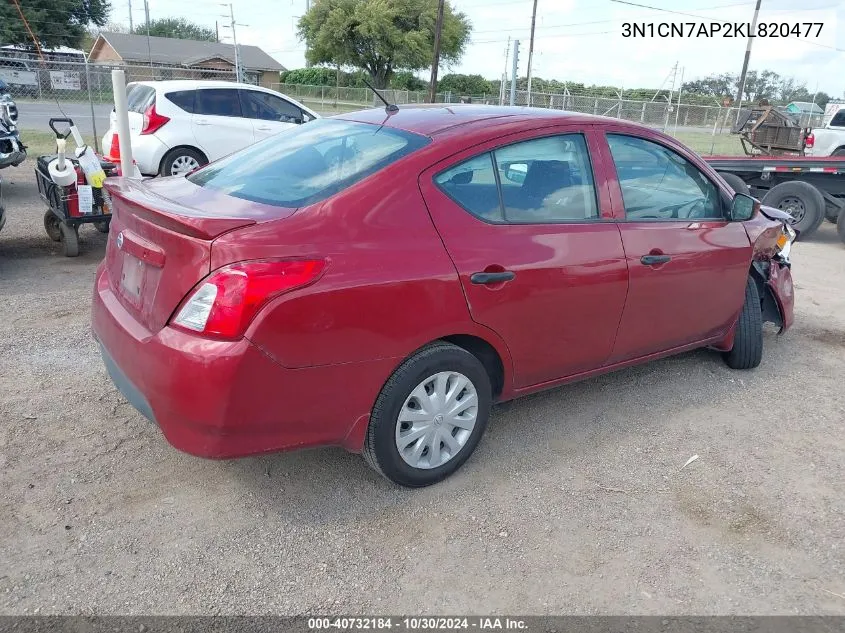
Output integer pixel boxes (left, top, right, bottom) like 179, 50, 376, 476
128, 0, 844, 95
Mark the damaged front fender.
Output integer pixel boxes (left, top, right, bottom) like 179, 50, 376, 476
752, 259, 794, 333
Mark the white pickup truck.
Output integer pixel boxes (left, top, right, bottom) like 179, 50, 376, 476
805, 102, 845, 157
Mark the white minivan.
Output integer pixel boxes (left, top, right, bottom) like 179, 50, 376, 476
102, 80, 319, 176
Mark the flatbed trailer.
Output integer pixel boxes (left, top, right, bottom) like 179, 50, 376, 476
703, 155, 845, 244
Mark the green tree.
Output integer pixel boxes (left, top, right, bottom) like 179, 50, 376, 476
439, 73, 493, 96
390, 71, 427, 91
132, 17, 216, 42
298, 0, 471, 88
0, 0, 110, 49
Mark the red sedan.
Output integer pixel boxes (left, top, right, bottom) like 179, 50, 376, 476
92, 105, 795, 487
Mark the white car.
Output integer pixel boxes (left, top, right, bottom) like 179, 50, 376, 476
102, 80, 320, 176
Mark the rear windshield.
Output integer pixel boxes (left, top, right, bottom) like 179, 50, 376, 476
126, 84, 155, 113
187, 118, 429, 208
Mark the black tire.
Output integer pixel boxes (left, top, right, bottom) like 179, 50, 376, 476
363, 341, 492, 487
832, 147, 845, 157
0, 205, 6, 234
761, 181, 825, 237
718, 172, 750, 196
825, 204, 840, 224
94, 221, 110, 233
159, 147, 207, 177
838, 208, 845, 244
43, 210, 62, 242
59, 222, 79, 257
723, 277, 763, 370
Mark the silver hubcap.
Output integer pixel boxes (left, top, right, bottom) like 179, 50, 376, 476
395, 371, 478, 470
170, 155, 200, 175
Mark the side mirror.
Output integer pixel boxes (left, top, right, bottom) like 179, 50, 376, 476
504, 162, 528, 184
730, 193, 756, 221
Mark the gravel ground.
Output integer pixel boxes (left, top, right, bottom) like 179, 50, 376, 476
1, 163, 844, 616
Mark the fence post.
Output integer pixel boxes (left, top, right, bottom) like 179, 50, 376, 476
593, 98, 598, 115
84, 57, 99, 153
640, 102, 646, 122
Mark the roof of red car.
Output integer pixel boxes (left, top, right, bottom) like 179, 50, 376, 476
337, 104, 612, 137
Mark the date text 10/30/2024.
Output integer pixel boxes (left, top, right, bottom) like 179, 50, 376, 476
307, 618, 528, 630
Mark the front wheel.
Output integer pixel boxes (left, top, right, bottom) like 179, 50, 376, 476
363, 342, 492, 487
723, 277, 763, 370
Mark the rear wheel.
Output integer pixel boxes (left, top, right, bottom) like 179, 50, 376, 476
43, 210, 62, 242
94, 221, 110, 233
59, 222, 79, 257
837, 208, 845, 244
718, 172, 750, 196
723, 277, 763, 370
363, 342, 492, 487
160, 147, 206, 177
761, 181, 825, 237
825, 204, 840, 224
831, 147, 845, 157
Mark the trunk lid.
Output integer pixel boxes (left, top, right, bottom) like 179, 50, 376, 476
103, 176, 296, 333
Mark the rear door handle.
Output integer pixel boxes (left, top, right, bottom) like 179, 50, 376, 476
470, 271, 515, 285
194, 118, 210, 125
640, 255, 671, 266
256, 125, 272, 131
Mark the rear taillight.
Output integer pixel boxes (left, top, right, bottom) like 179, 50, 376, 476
141, 102, 170, 135
170, 259, 325, 340
805, 132, 814, 148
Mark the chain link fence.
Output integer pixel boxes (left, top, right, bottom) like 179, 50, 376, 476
2, 57, 824, 158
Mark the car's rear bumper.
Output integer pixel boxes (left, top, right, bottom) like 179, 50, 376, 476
102, 130, 168, 176
91, 264, 393, 457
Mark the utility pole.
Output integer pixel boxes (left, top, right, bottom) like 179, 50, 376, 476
428, 0, 446, 103
734, 0, 762, 121
215, 21, 219, 43
525, 0, 538, 107
501, 36, 510, 106
230, 4, 240, 82
304, 0, 312, 67
128, 0, 133, 32
143, 0, 152, 68
509, 39, 519, 106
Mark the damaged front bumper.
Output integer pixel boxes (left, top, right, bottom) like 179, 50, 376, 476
755, 257, 794, 333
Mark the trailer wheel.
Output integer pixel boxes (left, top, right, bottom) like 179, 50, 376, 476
761, 181, 825, 237
94, 221, 110, 233
718, 172, 750, 196
825, 204, 840, 224
838, 208, 845, 244
59, 222, 79, 258
43, 210, 62, 242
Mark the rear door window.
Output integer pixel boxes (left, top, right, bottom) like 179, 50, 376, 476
166, 90, 196, 113
188, 118, 429, 207
830, 110, 845, 127
195, 88, 242, 117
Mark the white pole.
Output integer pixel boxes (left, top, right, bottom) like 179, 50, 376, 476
674, 66, 685, 135
112, 70, 137, 178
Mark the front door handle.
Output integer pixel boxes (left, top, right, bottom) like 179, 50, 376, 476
256, 125, 272, 131
470, 271, 515, 285
640, 254, 671, 266
194, 118, 210, 125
